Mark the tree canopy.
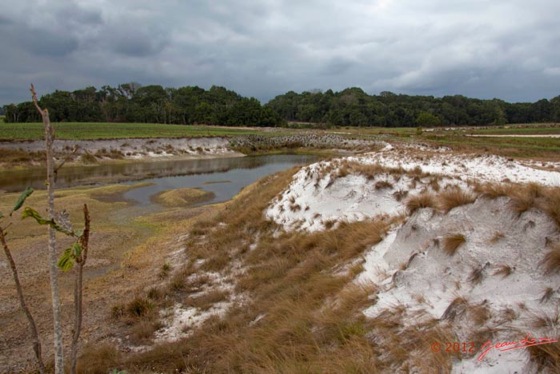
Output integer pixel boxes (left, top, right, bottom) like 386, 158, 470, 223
3, 84, 284, 127
4, 84, 560, 127
265, 89, 560, 127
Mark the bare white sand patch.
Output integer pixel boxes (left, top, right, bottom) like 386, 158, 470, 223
359, 198, 560, 373
267, 143, 560, 231
154, 301, 231, 343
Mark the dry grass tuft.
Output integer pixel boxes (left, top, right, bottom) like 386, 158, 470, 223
540, 187, 560, 227
531, 310, 560, 329
441, 297, 468, 321
541, 243, 560, 275
441, 233, 466, 256
493, 264, 514, 278
488, 231, 505, 244
540, 287, 555, 303
468, 302, 491, 325
374, 180, 393, 190
406, 193, 436, 214
527, 338, 560, 373
437, 187, 477, 213
392, 189, 408, 202
75, 343, 121, 374
468, 264, 486, 285
475, 182, 515, 199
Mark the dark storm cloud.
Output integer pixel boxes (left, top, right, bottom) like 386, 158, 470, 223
1, 0, 560, 106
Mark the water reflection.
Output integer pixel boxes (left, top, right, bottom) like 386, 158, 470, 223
123, 155, 316, 205
0, 155, 317, 206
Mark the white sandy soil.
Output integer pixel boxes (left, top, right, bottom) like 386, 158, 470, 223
266, 144, 560, 373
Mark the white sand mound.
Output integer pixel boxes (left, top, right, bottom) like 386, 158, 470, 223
266, 143, 560, 372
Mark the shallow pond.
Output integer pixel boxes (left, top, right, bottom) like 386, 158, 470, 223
0, 154, 318, 206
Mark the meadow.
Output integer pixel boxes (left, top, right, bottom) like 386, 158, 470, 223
0, 122, 264, 141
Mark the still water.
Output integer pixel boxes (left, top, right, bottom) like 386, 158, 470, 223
0, 155, 318, 206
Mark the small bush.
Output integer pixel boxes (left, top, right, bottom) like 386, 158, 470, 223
126, 297, 153, 318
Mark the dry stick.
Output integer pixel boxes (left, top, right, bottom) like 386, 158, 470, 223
70, 204, 90, 374
0, 228, 46, 374
31, 83, 64, 374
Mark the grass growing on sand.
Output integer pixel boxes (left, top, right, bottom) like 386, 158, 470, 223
151, 188, 215, 207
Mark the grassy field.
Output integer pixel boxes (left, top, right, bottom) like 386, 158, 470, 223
0, 122, 265, 140
1, 121, 559, 160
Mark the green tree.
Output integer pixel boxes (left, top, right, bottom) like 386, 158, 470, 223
416, 111, 441, 127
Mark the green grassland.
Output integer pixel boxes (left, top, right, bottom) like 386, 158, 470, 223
1, 121, 559, 160
0, 122, 264, 140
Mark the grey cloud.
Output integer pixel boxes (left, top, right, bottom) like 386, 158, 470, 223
1, 0, 560, 106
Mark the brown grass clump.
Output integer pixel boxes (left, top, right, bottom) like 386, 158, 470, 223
437, 187, 476, 213
540, 187, 560, 227
531, 311, 560, 329
468, 264, 487, 285
488, 231, 505, 244
374, 180, 393, 190
493, 264, 513, 278
441, 297, 468, 321
527, 339, 560, 373
468, 303, 491, 325
474, 182, 515, 199
392, 189, 408, 202
441, 233, 466, 256
541, 243, 560, 275
540, 287, 555, 303
75, 343, 121, 374
405, 193, 436, 214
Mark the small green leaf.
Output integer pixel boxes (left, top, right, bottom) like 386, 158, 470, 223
11, 187, 34, 215
21, 207, 52, 225
57, 247, 75, 271
0, 212, 3, 219
72, 242, 82, 258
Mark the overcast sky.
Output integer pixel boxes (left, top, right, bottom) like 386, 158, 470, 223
1, 0, 560, 105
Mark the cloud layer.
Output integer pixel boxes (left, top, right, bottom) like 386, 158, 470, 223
2, 0, 560, 105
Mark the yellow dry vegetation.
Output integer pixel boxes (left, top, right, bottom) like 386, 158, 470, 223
151, 187, 215, 207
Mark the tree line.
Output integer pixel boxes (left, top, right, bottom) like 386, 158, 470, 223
266, 87, 560, 127
3, 83, 283, 127
4, 84, 560, 127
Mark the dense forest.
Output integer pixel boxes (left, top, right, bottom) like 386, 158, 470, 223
3, 84, 560, 127
3, 84, 283, 127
